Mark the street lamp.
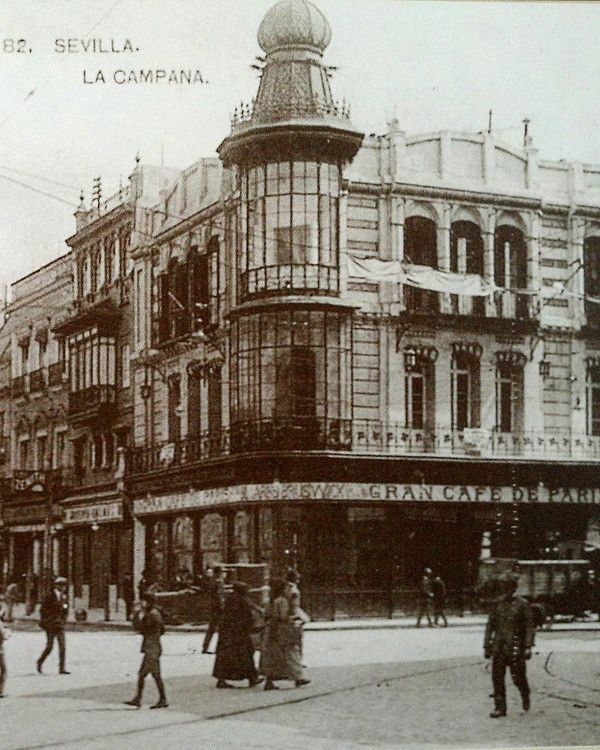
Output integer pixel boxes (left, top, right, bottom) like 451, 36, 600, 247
539, 360, 550, 379
403, 347, 417, 371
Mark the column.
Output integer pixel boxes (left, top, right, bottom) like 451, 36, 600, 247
437, 204, 451, 313
133, 516, 146, 600
338, 186, 349, 295
527, 212, 541, 322
32, 536, 42, 575
484, 210, 497, 317
569, 216, 585, 328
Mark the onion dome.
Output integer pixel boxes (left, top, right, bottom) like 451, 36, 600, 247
258, 0, 332, 55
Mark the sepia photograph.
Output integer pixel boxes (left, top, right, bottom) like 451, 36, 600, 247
1, 0, 600, 747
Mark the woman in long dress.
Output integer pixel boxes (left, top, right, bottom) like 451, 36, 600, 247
261, 580, 310, 690
212, 581, 262, 689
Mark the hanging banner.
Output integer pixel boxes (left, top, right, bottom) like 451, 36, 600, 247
347, 255, 494, 296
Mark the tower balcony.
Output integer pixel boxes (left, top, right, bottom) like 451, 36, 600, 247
241, 264, 339, 299
231, 97, 351, 132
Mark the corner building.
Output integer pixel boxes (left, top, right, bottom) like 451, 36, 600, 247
127, 0, 600, 617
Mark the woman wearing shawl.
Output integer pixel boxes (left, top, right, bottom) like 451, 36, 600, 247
213, 581, 263, 689
261, 579, 310, 691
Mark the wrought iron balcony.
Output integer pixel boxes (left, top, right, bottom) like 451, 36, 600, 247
68, 385, 116, 420
127, 419, 600, 477
48, 362, 66, 387
11, 374, 27, 398
29, 367, 46, 393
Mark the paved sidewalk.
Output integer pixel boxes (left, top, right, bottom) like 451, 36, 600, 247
8, 602, 600, 633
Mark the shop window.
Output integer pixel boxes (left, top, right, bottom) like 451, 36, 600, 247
451, 345, 481, 431
451, 221, 484, 316
494, 226, 528, 319
584, 236, 600, 327
200, 513, 225, 569
586, 362, 600, 436
172, 515, 194, 581
495, 352, 525, 433
404, 216, 438, 313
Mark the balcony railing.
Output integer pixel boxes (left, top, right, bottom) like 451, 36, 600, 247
11, 374, 27, 398
11, 468, 62, 493
126, 419, 600, 476
68, 385, 116, 417
48, 362, 66, 387
241, 264, 339, 299
29, 367, 46, 393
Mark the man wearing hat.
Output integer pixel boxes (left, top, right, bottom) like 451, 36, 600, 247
484, 573, 534, 718
415, 567, 434, 627
37, 576, 70, 675
124, 587, 168, 709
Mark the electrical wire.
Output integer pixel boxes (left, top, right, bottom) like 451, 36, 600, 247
0, 172, 78, 208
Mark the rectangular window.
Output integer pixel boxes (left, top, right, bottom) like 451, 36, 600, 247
36, 435, 47, 470
19, 439, 29, 470
187, 369, 201, 437
587, 366, 600, 436
20, 343, 29, 375
275, 224, 311, 265
406, 370, 425, 429
496, 364, 523, 433
121, 344, 130, 388
135, 267, 144, 346
55, 430, 67, 469
207, 368, 222, 435
168, 375, 182, 441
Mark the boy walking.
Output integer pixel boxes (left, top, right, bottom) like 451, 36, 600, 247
124, 592, 168, 709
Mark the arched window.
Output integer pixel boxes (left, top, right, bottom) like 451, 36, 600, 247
495, 352, 525, 434
586, 360, 600, 436
451, 344, 481, 431
584, 236, 600, 327
450, 221, 484, 316
404, 216, 438, 314
494, 226, 528, 319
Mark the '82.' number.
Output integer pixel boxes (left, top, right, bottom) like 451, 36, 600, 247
3, 39, 31, 53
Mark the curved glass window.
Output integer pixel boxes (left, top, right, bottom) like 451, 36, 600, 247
230, 309, 352, 450
239, 161, 341, 298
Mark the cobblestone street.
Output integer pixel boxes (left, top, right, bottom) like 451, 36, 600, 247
1, 624, 600, 748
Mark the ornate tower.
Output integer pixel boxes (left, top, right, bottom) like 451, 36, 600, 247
219, 0, 363, 454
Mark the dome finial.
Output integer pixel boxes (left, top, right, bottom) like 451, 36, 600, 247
258, 0, 332, 55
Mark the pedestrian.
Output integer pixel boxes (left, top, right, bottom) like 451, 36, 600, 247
484, 574, 534, 718
261, 580, 310, 691
202, 566, 225, 654
432, 574, 448, 627
123, 574, 134, 621
0, 599, 10, 698
138, 568, 150, 601
212, 580, 263, 689
37, 576, 70, 675
415, 567, 434, 627
4, 579, 18, 623
285, 569, 301, 602
124, 590, 169, 709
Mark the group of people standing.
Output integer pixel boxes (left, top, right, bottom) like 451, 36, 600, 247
416, 567, 448, 627
209, 568, 310, 691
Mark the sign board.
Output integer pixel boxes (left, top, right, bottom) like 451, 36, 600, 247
133, 481, 600, 516
63, 500, 123, 526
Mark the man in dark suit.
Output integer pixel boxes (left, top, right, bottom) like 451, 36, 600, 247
37, 576, 70, 675
124, 591, 168, 709
484, 574, 534, 718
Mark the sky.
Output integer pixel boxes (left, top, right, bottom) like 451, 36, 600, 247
1, 0, 600, 289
